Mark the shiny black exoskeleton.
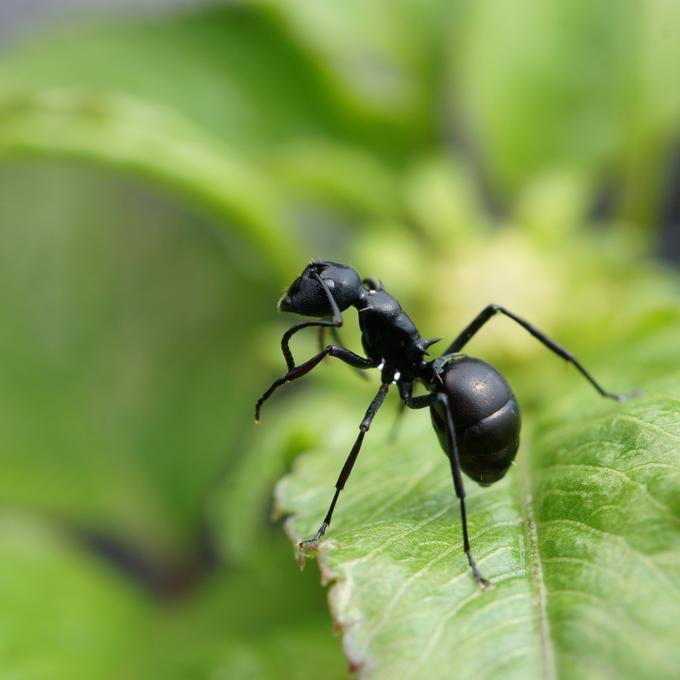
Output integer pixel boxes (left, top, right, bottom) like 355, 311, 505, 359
255, 261, 633, 586
430, 358, 520, 487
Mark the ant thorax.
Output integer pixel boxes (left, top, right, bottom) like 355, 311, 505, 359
354, 287, 433, 379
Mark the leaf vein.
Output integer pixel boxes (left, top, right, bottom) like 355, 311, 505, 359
542, 519, 679, 592
548, 462, 680, 523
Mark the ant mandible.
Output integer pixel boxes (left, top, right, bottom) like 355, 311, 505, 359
255, 261, 634, 586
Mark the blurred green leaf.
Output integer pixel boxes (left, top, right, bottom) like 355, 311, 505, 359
0, 7, 352, 153
0, 4, 443, 268
456, 0, 680, 204
0, 515, 345, 679
266, 0, 455, 134
0, 515, 152, 679
135, 534, 346, 680
0, 160, 278, 560
0, 89, 298, 280
0, 0, 455, 191
276, 315, 680, 678
268, 139, 400, 223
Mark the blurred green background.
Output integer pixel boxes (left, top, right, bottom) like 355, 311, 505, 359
0, 1, 678, 677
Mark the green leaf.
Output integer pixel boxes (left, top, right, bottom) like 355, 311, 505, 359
0, 89, 298, 280
134, 534, 347, 680
456, 0, 680, 200
276, 316, 680, 678
0, 158, 285, 561
265, 0, 453, 130
0, 3, 425, 269
0, 7, 356, 154
0, 515, 345, 679
0, 515, 153, 678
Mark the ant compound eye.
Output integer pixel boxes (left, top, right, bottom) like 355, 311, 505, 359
278, 289, 294, 311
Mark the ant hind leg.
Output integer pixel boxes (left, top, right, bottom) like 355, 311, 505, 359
437, 392, 491, 588
444, 304, 637, 402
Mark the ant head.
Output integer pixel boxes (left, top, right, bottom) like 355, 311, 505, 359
279, 261, 363, 316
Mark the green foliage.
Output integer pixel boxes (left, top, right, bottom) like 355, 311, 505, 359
0, 1, 678, 677
456, 0, 680, 203
0, 515, 152, 678
277, 317, 680, 679
0, 90, 298, 279
0, 514, 343, 679
0, 161, 271, 559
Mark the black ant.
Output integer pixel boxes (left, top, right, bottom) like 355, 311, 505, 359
255, 261, 634, 586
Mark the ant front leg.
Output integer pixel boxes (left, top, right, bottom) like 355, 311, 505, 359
255, 345, 378, 422
300, 380, 391, 549
444, 304, 637, 402
281, 317, 341, 371
318, 324, 370, 382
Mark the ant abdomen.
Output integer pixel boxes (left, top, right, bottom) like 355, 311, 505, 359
430, 357, 521, 486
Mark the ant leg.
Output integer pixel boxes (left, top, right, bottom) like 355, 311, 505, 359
387, 380, 430, 443
399, 381, 435, 410
437, 392, 491, 588
255, 345, 378, 422
300, 381, 390, 548
395, 383, 489, 584
330, 325, 369, 382
443, 304, 636, 402
281, 321, 339, 371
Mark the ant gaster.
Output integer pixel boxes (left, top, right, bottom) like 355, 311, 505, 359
255, 261, 634, 586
